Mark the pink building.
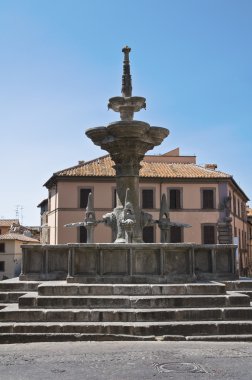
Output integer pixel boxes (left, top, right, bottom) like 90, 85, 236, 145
39, 148, 250, 275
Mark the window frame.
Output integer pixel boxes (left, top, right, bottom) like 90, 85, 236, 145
0, 243, 5, 253
170, 226, 183, 243
168, 187, 183, 210
202, 224, 217, 244
143, 225, 155, 243
78, 187, 93, 209
78, 226, 87, 243
233, 195, 237, 215
201, 188, 216, 210
0, 261, 5, 272
112, 187, 117, 209
141, 188, 155, 209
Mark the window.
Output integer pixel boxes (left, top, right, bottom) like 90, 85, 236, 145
169, 189, 181, 210
241, 202, 246, 219
0, 261, 5, 271
143, 226, 154, 243
237, 200, 240, 217
202, 189, 214, 209
79, 188, 92, 208
202, 225, 216, 244
233, 195, 237, 215
112, 188, 117, 208
79, 226, 87, 243
234, 227, 237, 237
170, 226, 182, 243
242, 231, 246, 249
142, 189, 154, 209
0, 243, 5, 253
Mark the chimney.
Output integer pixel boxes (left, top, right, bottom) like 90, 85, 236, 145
205, 163, 217, 170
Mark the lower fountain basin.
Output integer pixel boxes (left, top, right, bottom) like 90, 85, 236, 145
20, 243, 237, 283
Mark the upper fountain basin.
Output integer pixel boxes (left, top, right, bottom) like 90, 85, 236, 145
108, 96, 146, 113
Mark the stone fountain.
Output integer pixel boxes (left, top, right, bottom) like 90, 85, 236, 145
86, 46, 169, 243
20, 47, 237, 284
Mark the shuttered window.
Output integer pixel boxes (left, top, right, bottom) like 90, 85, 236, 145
0, 261, 5, 271
113, 188, 117, 208
170, 226, 182, 243
80, 188, 92, 208
79, 226, 87, 243
203, 225, 216, 244
142, 189, 154, 209
202, 190, 214, 209
143, 226, 154, 243
170, 189, 181, 209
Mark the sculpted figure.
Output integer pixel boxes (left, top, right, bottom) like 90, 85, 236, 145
121, 189, 136, 243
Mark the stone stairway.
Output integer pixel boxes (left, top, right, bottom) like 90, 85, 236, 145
1, 280, 252, 342
225, 280, 252, 301
0, 279, 40, 310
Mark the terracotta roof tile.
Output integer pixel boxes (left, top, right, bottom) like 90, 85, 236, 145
55, 155, 231, 179
0, 233, 39, 242
0, 219, 19, 227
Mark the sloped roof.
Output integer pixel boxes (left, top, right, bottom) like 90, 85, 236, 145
0, 219, 19, 227
43, 154, 249, 201
52, 155, 231, 180
0, 233, 39, 243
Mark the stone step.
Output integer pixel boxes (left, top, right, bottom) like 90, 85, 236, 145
0, 279, 40, 292
226, 290, 252, 300
2, 333, 252, 343
37, 282, 226, 296
1, 320, 252, 336
0, 292, 26, 303
186, 335, 252, 341
225, 281, 252, 291
18, 293, 250, 309
0, 333, 157, 343
238, 291, 252, 300
1, 305, 252, 322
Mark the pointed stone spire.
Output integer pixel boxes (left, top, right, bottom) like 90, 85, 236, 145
108, 46, 147, 121
86, 192, 94, 213
159, 193, 170, 221
121, 46, 132, 98
124, 187, 131, 207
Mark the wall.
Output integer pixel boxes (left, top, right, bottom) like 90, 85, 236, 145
48, 179, 228, 245
0, 240, 22, 279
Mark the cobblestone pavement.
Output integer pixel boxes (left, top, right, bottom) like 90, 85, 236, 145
0, 341, 252, 379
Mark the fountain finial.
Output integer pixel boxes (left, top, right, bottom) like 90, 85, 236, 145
121, 46, 132, 97
108, 47, 146, 120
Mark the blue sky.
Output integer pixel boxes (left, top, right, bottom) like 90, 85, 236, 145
1, 0, 251, 225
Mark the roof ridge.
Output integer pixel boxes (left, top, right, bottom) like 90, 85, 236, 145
54, 154, 111, 175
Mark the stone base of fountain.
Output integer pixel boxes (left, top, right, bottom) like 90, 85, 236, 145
20, 243, 237, 283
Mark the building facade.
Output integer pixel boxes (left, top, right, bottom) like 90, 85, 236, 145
40, 148, 250, 275
247, 208, 252, 275
0, 233, 39, 280
0, 220, 19, 236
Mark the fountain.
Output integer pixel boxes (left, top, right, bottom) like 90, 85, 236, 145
20, 47, 237, 283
